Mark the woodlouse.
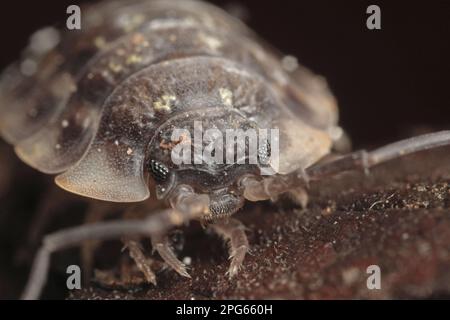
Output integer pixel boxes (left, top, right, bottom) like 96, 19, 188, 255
0, 0, 449, 299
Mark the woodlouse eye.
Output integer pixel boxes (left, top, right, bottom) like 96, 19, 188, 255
149, 160, 170, 182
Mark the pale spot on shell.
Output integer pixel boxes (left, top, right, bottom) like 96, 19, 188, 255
108, 61, 123, 73
153, 94, 176, 113
20, 59, 37, 76
281, 55, 299, 72
126, 54, 142, 65
328, 126, 344, 141
94, 36, 107, 49
118, 13, 145, 32
169, 34, 177, 42
219, 88, 233, 107
29, 26, 60, 55
199, 33, 222, 51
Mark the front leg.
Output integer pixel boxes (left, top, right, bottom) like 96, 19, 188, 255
122, 237, 157, 285
210, 218, 249, 278
151, 233, 191, 278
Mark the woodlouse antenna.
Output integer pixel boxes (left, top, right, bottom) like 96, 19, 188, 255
242, 131, 450, 201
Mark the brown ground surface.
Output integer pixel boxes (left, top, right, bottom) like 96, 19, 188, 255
1, 142, 450, 299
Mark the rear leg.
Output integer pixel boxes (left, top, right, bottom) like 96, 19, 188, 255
22, 208, 173, 300
210, 218, 249, 278
94, 204, 186, 286
120, 202, 190, 282
117, 204, 159, 286
92, 248, 156, 289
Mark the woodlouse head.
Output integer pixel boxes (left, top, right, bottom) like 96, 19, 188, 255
146, 108, 269, 221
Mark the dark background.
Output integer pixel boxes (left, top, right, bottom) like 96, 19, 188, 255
0, 0, 449, 147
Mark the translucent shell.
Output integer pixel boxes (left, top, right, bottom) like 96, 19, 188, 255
0, 0, 338, 202
56, 56, 281, 202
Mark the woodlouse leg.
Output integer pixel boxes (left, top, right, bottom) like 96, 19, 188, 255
122, 237, 157, 285
243, 131, 450, 200
21, 208, 185, 300
22, 190, 210, 300
151, 233, 191, 278
210, 218, 249, 278
118, 204, 160, 286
